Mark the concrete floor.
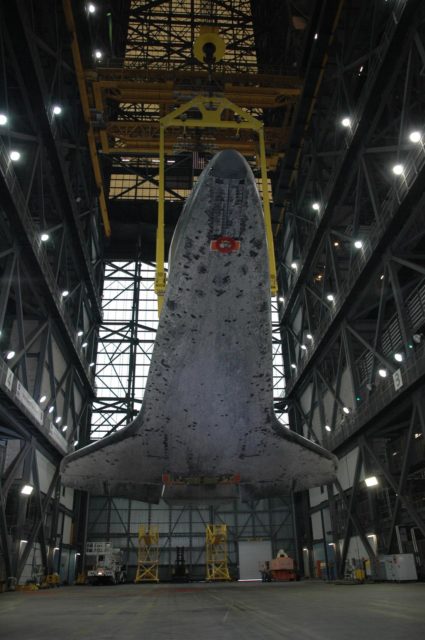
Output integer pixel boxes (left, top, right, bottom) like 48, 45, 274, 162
1, 581, 424, 639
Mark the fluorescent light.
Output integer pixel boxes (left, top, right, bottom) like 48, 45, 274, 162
62, 290, 69, 297
314, 33, 318, 40
87, 3, 96, 12
291, 262, 297, 270
82, 342, 88, 348
55, 416, 62, 424
48, 406, 54, 414
74, 440, 79, 446
94, 50, 103, 60
409, 131, 421, 143
302, 547, 308, 551
39, 395, 47, 404
394, 353, 403, 362
89, 362, 95, 367
278, 296, 284, 302
312, 202, 320, 211
326, 293, 335, 302
40, 233, 49, 242
300, 345, 307, 350
6, 350, 15, 360
365, 476, 379, 487
52, 105, 62, 115
290, 363, 296, 369
392, 164, 404, 175
306, 334, 313, 340
333, 241, 339, 247
354, 240, 363, 249
77, 330, 84, 337
21, 484, 33, 496
0, 113, 8, 126
378, 368, 387, 378
10, 150, 21, 161
20, 540, 28, 544
341, 117, 351, 128
343, 407, 350, 414
325, 425, 331, 432
62, 425, 68, 432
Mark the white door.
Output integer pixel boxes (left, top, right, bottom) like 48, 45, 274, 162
238, 540, 272, 580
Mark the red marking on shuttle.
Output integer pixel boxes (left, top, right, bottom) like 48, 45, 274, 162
210, 236, 240, 254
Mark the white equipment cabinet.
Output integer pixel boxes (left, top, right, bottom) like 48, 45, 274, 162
380, 554, 417, 581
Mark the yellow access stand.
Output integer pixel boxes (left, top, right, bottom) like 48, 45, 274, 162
206, 524, 231, 581
134, 525, 160, 583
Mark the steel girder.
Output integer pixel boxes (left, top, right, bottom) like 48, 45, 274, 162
0, 0, 104, 586
275, 0, 425, 575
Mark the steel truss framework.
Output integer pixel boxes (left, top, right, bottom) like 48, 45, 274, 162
0, 0, 102, 583
87, 494, 296, 580
92, 261, 288, 439
274, 0, 425, 576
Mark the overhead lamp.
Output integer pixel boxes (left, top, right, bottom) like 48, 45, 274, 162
39, 395, 47, 404
333, 241, 339, 247
302, 547, 308, 552
74, 440, 79, 446
300, 344, 307, 350
77, 330, 84, 337
326, 293, 335, 302
290, 262, 297, 270
121, 157, 130, 162
0, 113, 8, 126
409, 131, 421, 143
62, 290, 69, 297
52, 105, 62, 115
394, 353, 403, 362
20, 484, 34, 496
312, 202, 320, 211
306, 334, 313, 340
94, 50, 103, 60
325, 425, 331, 432
20, 539, 28, 544
278, 296, 285, 302
354, 240, 363, 249
365, 475, 379, 487
314, 33, 318, 40
62, 425, 68, 432
55, 416, 62, 424
89, 362, 95, 367
380, 274, 384, 280
341, 117, 351, 128
392, 164, 404, 176
40, 233, 49, 242
6, 350, 15, 360
48, 406, 54, 414
82, 342, 88, 348
290, 363, 296, 369
87, 2, 96, 12
414, 433, 422, 439
342, 407, 350, 414
378, 368, 388, 378
10, 150, 21, 161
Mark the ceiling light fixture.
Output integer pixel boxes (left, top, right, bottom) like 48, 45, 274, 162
0, 113, 8, 126
409, 131, 421, 143
341, 117, 351, 128
392, 164, 404, 176
365, 476, 379, 487
378, 368, 388, 378
10, 150, 21, 161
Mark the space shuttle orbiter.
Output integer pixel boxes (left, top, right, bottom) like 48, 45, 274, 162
60, 150, 337, 504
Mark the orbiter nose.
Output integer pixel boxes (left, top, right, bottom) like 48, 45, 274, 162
210, 149, 248, 179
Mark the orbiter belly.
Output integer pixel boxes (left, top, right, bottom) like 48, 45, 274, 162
61, 150, 337, 503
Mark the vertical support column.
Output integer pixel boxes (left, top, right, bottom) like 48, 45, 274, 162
258, 127, 277, 296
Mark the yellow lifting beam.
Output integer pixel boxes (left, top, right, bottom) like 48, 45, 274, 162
134, 525, 160, 583
205, 524, 231, 581
155, 94, 277, 314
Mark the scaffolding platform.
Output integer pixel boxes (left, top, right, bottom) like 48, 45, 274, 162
134, 525, 160, 583
206, 524, 231, 581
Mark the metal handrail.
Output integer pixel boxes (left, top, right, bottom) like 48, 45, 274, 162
324, 339, 425, 452
0, 141, 94, 389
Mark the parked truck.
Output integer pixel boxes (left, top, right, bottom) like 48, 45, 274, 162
85, 542, 126, 585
